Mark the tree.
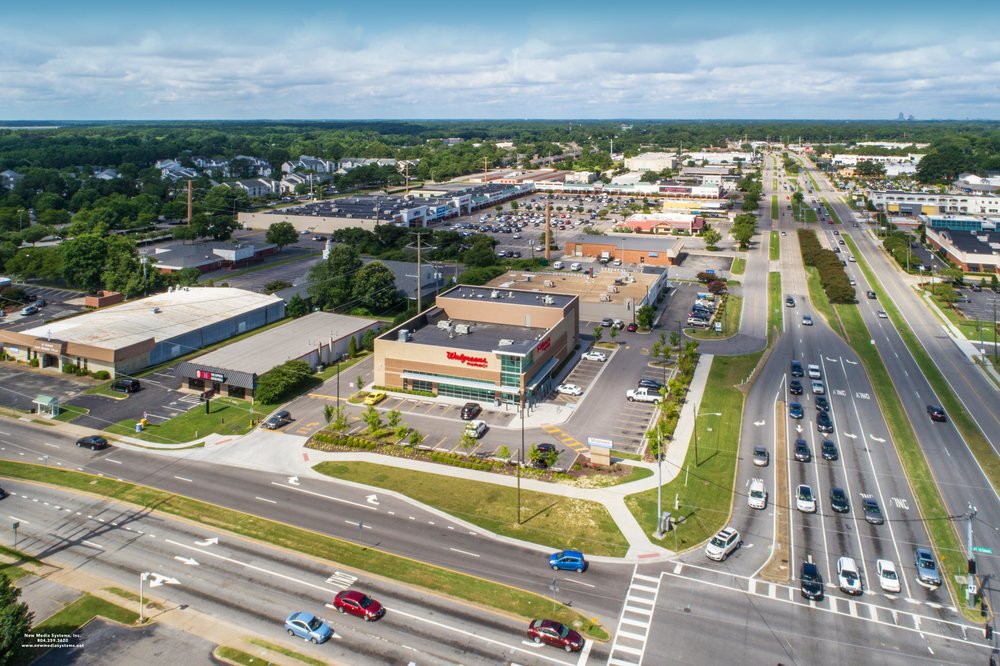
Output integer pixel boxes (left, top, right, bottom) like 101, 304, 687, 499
707, 280, 728, 294
102, 236, 159, 298
363, 405, 383, 434
264, 280, 293, 294
323, 404, 335, 424
355, 373, 365, 391
593, 326, 603, 343
461, 238, 499, 268
0, 572, 33, 665
408, 429, 423, 446
307, 244, 363, 310
609, 327, 619, 344
497, 444, 511, 462
348, 335, 358, 358
287, 293, 308, 318
266, 221, 299, 252
331, 406, 349, 436
21, 224, 51, 246
361, 328, 377, 352
669, 331, 680, 348
386, 409, 402, 430
791, 191, 804, 205
458, 427, 479, 456
702, 228, 723, 249
352, 261, 399, 312
637, 304, 655, 330
61, 234, 107, 292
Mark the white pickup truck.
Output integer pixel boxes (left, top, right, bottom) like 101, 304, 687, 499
626, 387, 661, 403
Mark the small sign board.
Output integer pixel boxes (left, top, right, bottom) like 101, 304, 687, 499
588, 437, 613, 449
973, 546, 994, 554
714, 322, 722, 332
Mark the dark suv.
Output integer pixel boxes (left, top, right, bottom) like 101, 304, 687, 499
111, 378, 141, 393
790, 361, 804, 377
460, 402, 482, 420
637, 378, 664, 391
800, 561, 824, 600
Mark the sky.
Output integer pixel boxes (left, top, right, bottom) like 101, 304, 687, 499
1, 0, 998, 121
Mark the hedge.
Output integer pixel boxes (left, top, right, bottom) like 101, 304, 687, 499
370, 385, 435, 398
797, 229, 855, 303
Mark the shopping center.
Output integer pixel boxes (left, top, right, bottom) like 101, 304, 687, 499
374, 285, 580, 406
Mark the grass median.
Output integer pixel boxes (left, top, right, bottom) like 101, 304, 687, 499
625, 352, 759, 551
313, 461, 628, 557
768, 272, 783, 343
769, 232, 779, 261
805, 267, 838, 335
770, 196, 778, 220
731, 258, 746, 275
0, 460, 608, 640
821, 198, 841, 225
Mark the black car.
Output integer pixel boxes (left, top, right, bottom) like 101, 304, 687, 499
637, 378, 664, 391
830, 487, 850, 513
800, 561, 824, 600
794, 439, 811, 462
76, 436, 109, 450
512, 251, 521, 258
816, 410, 834, 433
926, 405, 946, 422
532, 443, 558, 469
821, 440, 838, 460
789, 379, 803, 395
111, 378, 141, 393
790, 361, 804, 377
971, 284, 983, 292
815, 395, 829, 411
460, 402, 482, 420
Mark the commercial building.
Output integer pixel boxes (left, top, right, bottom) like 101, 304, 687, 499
141, 240, 279, 274
621, 212, 704, 233
872, 191, 1000, 216
375, 286, 580, 406
625, 153, 678, 172
563, 234, 683, 266
925, 226, 1000, 273
0, 288, 284, 378
176, 311, 380, 401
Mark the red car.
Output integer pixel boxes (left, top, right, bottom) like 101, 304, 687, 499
332, 590, 385, 621
626, 323, 637, 332
527, 619, 584, 652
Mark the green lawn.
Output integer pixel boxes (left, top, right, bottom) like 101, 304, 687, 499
0, 460, 607, 640
821, 198, 841, 225
245, 638, 326, 666
313, 461, 629, 557
730, 258, 746, 275
805, 267, 838, 335
769, 232, 779, 260
19, 594, 138, 665
625, 352, 760, 551
770, 196, 778, 220
214, 647, 259, 666
805, 208, 818, 224
53, 406, 88, 423
807, 171, 821, 190
106, 396, 263, 444
768, 272, 783, 344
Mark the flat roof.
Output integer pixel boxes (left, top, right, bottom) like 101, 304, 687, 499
406, 313, 544, 356
565, 234, 682, 252
486, 268, 660, 305
440, 285, 576, 309
20, 288, 282, 351
189, 311, 378, 375
934, 227, 1000, 255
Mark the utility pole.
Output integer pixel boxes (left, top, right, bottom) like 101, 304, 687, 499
966, 503, 979, 609
416, 233, 422, 313
545, 202, 551, 261
186, 180, 193, 222
405, 162, 409, 194
484, 157, 489, 183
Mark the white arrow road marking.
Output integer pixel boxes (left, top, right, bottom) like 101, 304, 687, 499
174, 556, 199, 566
844, 433, 857, 439
165, 539, 345, 596
366, 494, 379, 505
270, 482, 377, 511
825, 357, 838, 362
287, 476, 300, 486
869, 435, 886, 443
146, 573, 180, 587
195, 537, 219, 547
754, 421, 766, 426
796, 425, 803, 433
845, 359, 858, 365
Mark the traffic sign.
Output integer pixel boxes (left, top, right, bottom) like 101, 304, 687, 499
973, 546, 994, 554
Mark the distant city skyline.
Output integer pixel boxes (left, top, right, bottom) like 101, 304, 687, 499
1, 0, 996, 121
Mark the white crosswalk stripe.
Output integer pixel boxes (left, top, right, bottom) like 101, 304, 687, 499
605, 567, 661, 666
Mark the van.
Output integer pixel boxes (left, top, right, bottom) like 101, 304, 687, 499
570, 263, 582, 271
552, 261, 564, 270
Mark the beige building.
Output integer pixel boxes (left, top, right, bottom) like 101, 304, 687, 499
375, 286, 579, 406
625, 153, 678, 172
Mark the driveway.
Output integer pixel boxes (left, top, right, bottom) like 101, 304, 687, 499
0, 365, 91, 414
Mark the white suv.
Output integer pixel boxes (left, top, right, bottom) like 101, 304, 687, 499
837, 557, 863, 595
748, 480, 767, 509
807, 364, 821, 379
705, 527, 741, 561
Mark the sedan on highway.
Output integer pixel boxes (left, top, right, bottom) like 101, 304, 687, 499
815, 395, 829, 411
76, 436, 109, 450
811, 380, 825, 395
789, 379, 803, 395
794, 439, 811, 462
800, 561, 824, 600
877, 310, 888, 319
862, 498, 884, 524
752, 446, 769, 466
285, 612, 333, 643
527, 619, 584, 653
830, 487, 850, 513
914, 548, 942, 587
556, 384, 583, 396
802, 314, 812, 326
789, 403, 804, 419
877, 559, 901, 593
816, 411, 834, 433
785, 297, 795, 308
581, 350, 606, 362
549, 550, 588, 573
821, 440, 838, 460
332, 590, 385, 622
926, 405, 947, 422
838, 557, 863, 595
796, 485, 816, 513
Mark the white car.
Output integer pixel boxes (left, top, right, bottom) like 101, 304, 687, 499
556, 384, 583, 396
465, 420, 488, 438
705, 527, 741, 561
513, 233, 521, 239
612, 319, 625, 329
877, 310, 888, 319
748, 480, 767, 509
876, 559, 900, 593
837, 557, 863, 595
796, 484, 816, 513
581, 350, 606, 362
801, 314, 813, 326
811, 381, 825, 395
807, 364, 821, 380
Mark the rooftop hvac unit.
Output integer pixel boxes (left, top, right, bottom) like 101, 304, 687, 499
151, 307, 161, 313
455, 324, 470, 335
599, 293, 611, 302
490, 289, 500, 299
398, 329, 411, 342
543, 280, 555, 287
542, 296, 555, 305
437, 320, 452, 330
498, 339, 513, 346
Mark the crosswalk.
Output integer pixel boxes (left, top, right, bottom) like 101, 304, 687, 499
606, 570, 661, 666
541, 425, 590, 454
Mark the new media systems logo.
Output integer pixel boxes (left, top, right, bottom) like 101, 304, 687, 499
446, 351, 488, 367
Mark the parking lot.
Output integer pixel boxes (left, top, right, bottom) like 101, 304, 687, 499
0, 285, 86, 332
953, 284, 1000, 324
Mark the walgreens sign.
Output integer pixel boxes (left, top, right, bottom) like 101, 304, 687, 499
446, 351, 489, 368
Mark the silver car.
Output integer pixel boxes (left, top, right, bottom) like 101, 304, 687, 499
752, 446, 769, 466
914, 548, 941, 587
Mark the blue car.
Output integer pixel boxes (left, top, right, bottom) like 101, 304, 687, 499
285, 611, 333, 644
789, 403, 804, 419
549, 550, 588, 573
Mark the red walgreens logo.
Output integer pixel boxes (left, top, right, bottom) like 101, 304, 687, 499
537, 338, 551, 352
447, 351, 488, 367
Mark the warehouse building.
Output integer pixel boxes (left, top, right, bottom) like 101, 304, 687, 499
563, 234, 683, 266
374, 286, 580, 406
176, 311, 381, 401
0, 288, 285, 378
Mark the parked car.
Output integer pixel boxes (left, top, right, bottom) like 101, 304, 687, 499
285, 611, 333, 644
111, 378, 141, 393
914, 548, 942, 587
332, 590, 385, 622
601, 317, 612, 327
460, 402, 482, 420
549, 550, 588, 573
830, 487, 850, 513
752, 446, 769, 466
581, 350, 606, 362
800, 561, 824, 600
789, 403, 804, 419
527, 619, 584, 653
466, 420, 488, 438
862, 498, 884, 524
19, 305, 39, 316
636, 378, 663, 391
794, 439, 811, 462
926, 405, 947, 422
748, 480, 767, 509
626, 323, 637, 332
877, 559, 901, 593
556, 384, 582, 396
264, 410, 291, 429
705, 527, 741, 561
796, 484, 816, 513
364, 390, 387, 405
838, 557, 863, 595
76, 435, 109, 450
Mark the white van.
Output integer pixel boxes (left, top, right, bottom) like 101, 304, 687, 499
570, 262, 582, 271
552, 261, 564, 270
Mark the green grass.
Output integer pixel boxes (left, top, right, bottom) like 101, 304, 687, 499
611, 450, 643, 461
0, 563, 30, 582
313, 461, 628, 557
19, 594, 139, 665
821, 198, 842, 225
102, 587, 164, 610
845, 197, 859, 210
805, 267, 839, 335
770, 196, 778, 220
52, 406, 88, 423
245, 638, 326, 666
768, 272, 783, 344
214, 647, 261, 666
804, 208, 818, 224
921, 287, 984, 340
769, 232, 779, 260
106, 396, 267, 444
199, 252, 322, 284
807, 171, 821, 191
0, 460, 607, 640
625, 352, 760, 550
730, 258, 746, 275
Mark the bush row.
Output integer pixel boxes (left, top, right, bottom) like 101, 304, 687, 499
369, 385, 435, 398
61, 364, 91, 377
798, 229, 855, 303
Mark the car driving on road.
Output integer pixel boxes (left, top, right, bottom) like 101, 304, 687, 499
705, 527, 741, 561
816, 410, 834, 433
796, 484, 816, 513
926, 405, 946, 422
862, 498, 884, 524
549, 550, 588, 573
527, 619, 584, 653
789, 403, 804, 419
914, 548, 941, 587
877, 559, 901, 593
838, 557, 863, 595
752, 446, 769, 466
748, 480, 767, 509
830, 487, 850, 513
794, 439, 811, 462
332, 590, 385, 622
800, 561, 824, 600
285, 611, 333, 644
76, 436, 109, 450
821, 440, 838, 460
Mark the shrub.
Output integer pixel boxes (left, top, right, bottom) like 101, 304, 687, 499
29, 358, 39, 367
62, 364, 76, 373
573, 464, 581, 471
93, 370, 110, 380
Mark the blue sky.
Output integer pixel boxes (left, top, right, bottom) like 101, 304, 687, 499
1, 1, 997, 120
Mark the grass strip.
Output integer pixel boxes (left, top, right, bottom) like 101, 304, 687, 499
19, 594, 139, 665
770, 196, 778, 220
730, 258, 746, 275
106, 396, 264, 444
245, 638, 325, 666
805, 267, 839, 336
102, 586, 164, 610
768, 272, 783, 344
0, 544, 43, 567
760, 399, 790, 581
769, 232, 779, 261
805, 208, 818, 224
52, 406, 88, 423
807, 171, 820, 191
313, 461, 628, 556
215, 647, 268, 666
611, 450, 643, 461
0, 460, 607, 640
625, 352, 759, 551
821, 198, 841, 225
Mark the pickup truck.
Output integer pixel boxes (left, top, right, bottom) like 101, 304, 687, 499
626, 387, 661, 403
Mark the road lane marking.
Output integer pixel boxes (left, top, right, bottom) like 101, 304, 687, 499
8, 516, 28, 524
271, 482, 377, 511
344, 521, 372, 529
564, 578, 595, 588
449, 548, 480, 557
174, 476, 193, 482
255, 497, 277, 504
105, 459, 122, 464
